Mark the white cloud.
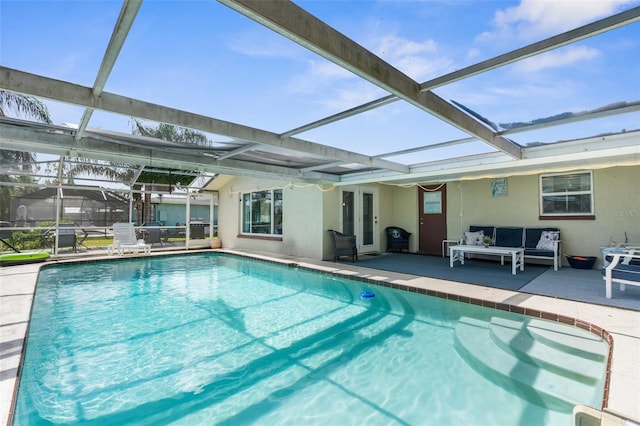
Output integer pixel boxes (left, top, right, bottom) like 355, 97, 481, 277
478, 0, 639, 43
377, 34, 437, 59
374, 33, 449, 81
286, 59, 390, 113
225, 30, 301, 58
286, 59, 355, 95
308, 60, 354, 81
323, 83, 386, 111
287, 31, 452, 109
394, 56, 454, 81
513, 45, 601, 72
466, 48, 482, 62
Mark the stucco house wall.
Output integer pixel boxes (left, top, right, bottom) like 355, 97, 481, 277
217, 177, 325, 259
322, 184, 414, 259
380, 185, 418, 252
443, 165, 639, 267
215, 165, 638, 267
321, 187, 341, 260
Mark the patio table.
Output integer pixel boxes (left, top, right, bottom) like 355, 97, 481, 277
450, 244, 525, 275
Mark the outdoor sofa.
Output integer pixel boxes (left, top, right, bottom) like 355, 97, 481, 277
460, 225, 562, 270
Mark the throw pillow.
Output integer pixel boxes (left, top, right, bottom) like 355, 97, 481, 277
464, 230, 484, 246
536, 231, 559, 251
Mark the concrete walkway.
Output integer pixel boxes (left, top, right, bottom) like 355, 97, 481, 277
1, 249, 638, 425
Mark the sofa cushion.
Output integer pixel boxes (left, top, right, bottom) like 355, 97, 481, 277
536, 230, 560, 251
464, 230, 484, 246
524, 248, 554, 257
606, 263, 640, 282
470, 226, 495, 240
495, 227, 524, 248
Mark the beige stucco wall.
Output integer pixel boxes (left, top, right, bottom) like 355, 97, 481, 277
214, 165, 638, 266
322, 184, 404, 259
217, 177, 325, 259
322, 187, 341, 260
445, 165, 640, 267
380, 185, 418, 251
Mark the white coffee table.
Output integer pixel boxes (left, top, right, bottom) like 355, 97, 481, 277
450, 244, 525, 275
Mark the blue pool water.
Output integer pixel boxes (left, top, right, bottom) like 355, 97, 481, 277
13, 253, 608, 425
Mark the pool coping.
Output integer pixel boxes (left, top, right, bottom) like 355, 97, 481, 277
1, 249, 639, 424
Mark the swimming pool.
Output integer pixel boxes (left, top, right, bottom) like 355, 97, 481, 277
13, 253, 608, 425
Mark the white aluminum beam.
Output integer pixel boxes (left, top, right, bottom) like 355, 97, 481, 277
279, 7, 640, 141
370, 102, 640, 159
76, 0, 143, 142
0, 120, 340, 183
337, 130, 640, 185
219, 0, 521, 159
217, 142, 261, 160
421, 6, 640, 91
374, 137, 477, 159
0, 67, 409, 175
498, 102, 640, 136
300, 160, 347, 173
280, 95, 397, 138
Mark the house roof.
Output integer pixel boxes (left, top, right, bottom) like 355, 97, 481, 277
13, 187, 128, 204
1, 1, 639, 187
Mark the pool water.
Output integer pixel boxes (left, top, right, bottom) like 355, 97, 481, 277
13, 253, 608, 425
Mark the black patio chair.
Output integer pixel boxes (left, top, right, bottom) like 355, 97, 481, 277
141, 222, 165, 247
385, 226, 411, 252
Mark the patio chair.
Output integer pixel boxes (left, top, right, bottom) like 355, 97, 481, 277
0, 221, 20, 252
110, 223, 151, 256
141, 222, 165, 247
40, 223, 78, 252
385, 226, 411, 252
328, 230, 357, 262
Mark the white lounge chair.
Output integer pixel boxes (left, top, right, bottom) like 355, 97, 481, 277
110, 223, 151, 256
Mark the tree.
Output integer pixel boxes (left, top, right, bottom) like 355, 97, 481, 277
131, 119, 207, 224
0, 90, 52, 220
0, 91, 52, 124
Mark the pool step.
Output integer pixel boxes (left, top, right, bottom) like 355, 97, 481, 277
519, 318, 608, 361
488, 317, 606, 384
454, 317, 606, 411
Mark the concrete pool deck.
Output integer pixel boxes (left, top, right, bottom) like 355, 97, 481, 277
1, 249, 638, 425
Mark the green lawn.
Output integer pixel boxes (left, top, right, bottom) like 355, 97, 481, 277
82, 236, 187, 248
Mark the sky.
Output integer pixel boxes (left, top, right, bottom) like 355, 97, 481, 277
1, 0, 639, 165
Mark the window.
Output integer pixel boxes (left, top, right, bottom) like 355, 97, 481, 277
242, 189, 282, 235
540, 171, 593, 217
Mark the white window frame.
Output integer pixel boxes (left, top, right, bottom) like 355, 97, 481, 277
539, 171, 594, 217
241, 189, 283, 236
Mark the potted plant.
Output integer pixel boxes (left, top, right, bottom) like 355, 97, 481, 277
211, 237, 221, 249
482, 236, 493, 247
